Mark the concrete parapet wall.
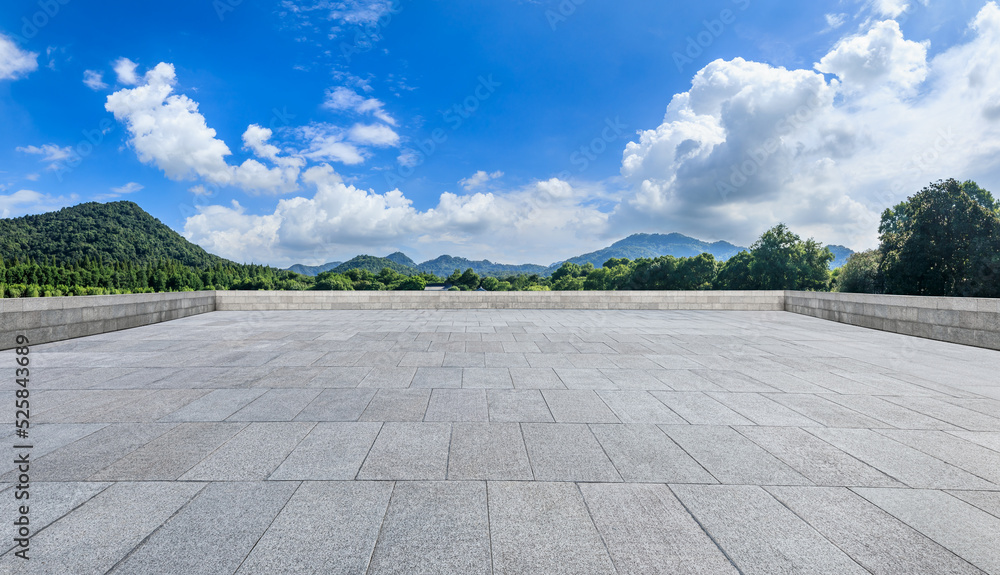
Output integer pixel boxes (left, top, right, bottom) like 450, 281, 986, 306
784, 291, 1000, 351
0, 291, 215, 350
214, 290, 787, 311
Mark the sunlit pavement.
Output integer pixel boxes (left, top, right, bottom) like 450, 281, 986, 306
3, 309, 999, 574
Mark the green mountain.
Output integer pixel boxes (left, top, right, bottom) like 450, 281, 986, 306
553, 233, 746, 270
826, 245, 854, 269
417, 255, 548, 278
0, 201, 232, 267
385, 252, 418, 267
332, 255, 417, 275
287, 262, 342, 276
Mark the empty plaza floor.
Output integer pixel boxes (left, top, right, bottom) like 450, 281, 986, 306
3, 308, 1000, 574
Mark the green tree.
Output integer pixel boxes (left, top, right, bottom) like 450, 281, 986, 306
313, 272, 354, 291
879, 179, 1000, 297
835, 250, 881, 293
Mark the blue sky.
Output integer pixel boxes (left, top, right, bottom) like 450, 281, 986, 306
2, 0, 1000, 266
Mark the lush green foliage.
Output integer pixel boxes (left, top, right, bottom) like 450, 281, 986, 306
332, 255, 417, 276
0, 201, 231, 267
417, 255, 548, 278
558, 232, 745, 270
878, 179, 1000, 297
0, 256, 311, 298
714, 225, 834, 290
834, 250, 881, 294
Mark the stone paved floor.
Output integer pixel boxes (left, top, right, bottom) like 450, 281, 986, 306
2, 309, 1000, 574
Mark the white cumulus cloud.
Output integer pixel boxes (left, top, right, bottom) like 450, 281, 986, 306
459, 170, 504, 191
0, 34, 38, 81
615, 2, 1000, 250
113, 57, 140, 85
16, 144, 74, 170
323, 86, 396, 125
83, 70, 108, 90
105, 63, 304, 195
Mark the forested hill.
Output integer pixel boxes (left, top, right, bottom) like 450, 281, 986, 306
0, 201, 233, 267
555, 233, 746, 270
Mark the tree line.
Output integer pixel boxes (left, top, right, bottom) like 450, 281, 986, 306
835, 180, 1000, 297
1, 178, 996, 298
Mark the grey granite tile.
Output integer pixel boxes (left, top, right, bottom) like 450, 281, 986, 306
227, 388, 323, 421
808, 428, 995, 490
25, 422, 179, 481
398, 351, 446, 367
649, 392, 754, 425
295, 388, 376, 421
306, 366, 371, 387
360, 389, 432, 421
180, 422, 314, 481
580, 483, 738, 575
855, 488, 1000, 574
485, 352, 530, 367
509, 367, 566, 389
768, 486, 984, 575
876, 429, 1000, 485
109, 481, 298, 575
737, 426, 901, 488
410, 367, 464, 388
0, 482, 112, 555
881, 396, 1000, 431
599, 369, 672, 390
596, 391, 686, 424
443, 352, 486, 367
357, 422, 451, 480
358, 366, 417, 388
235, 481, 393, 575
521, 423, 622, 482
159, 388, 268, 422
671, 484, 869, 575
0, 482, 203, 574
706, 393, 821, 427
947, 490, 1000, 519
424, 389, 489, 422
91, 422, 247, 481
487, 389, 554, 422
488, 481, 618, 575
554, 368, 617, 389
447, 422, 533, 480
541, 390, 620, 423
823, 394, 959, 430
591, 424, 716, 484
368, 481, 491, 575
462, 367, 514, 388
269, 422, 382, 480
766, 393, 888, 428
661, 425, 809, 485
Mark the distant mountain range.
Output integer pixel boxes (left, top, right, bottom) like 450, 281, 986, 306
287, 232, 855, 277
0, 202, 854, 278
